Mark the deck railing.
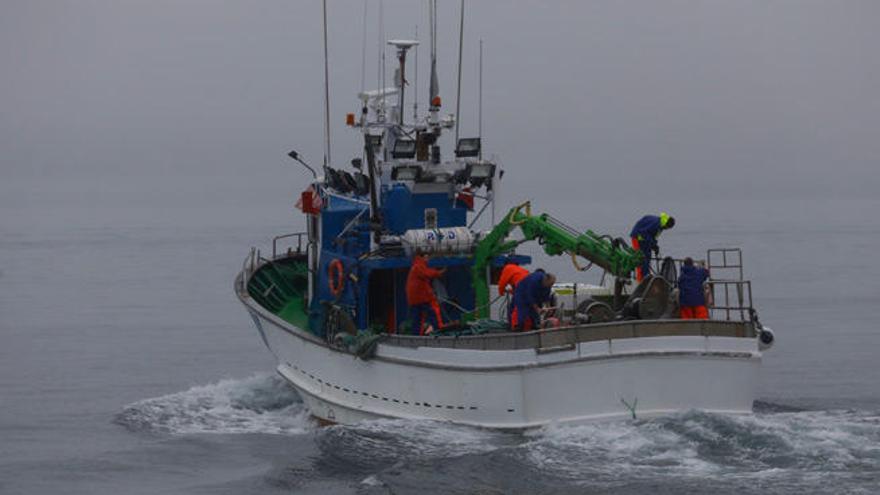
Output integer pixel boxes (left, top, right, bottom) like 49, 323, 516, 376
706, 248, 754, 322
237, 231, 312, 297
272, 231, 309, 259
381, 319, 757, 351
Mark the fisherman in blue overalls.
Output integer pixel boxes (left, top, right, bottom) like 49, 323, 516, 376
630, 213, 675, 282
511, 269, 556, 331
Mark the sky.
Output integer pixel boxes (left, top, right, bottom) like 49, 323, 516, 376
2, 0, 878, 231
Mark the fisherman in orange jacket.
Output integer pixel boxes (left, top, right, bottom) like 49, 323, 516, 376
498, 263, 529, 327
406, 250, 447, 335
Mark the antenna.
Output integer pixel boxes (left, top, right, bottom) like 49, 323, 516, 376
478, 38, 483, 160
454, 0, 465, 144
376, 0, 380, 110
360, 0, 368, 94
380, 0, 386, 122
413, 25, 419, 120
322, 0, 331, 167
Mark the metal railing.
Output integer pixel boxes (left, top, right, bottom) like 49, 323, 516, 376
272, 231, 308, 259
237, 231, 312, 296
381, 319, 757, 351
707, 279, 753, 322
707, 248, 744, 281
706, 248, 753, 322
239, 247, 261, 293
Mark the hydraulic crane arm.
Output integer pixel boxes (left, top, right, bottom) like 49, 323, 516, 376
471, 201, 643, 319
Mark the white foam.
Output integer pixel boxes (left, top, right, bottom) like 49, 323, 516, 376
119, 378, 880, 488
117, 373, 313, 435
518, 409, 880, 483
360, 475, 384, 487
326, 418, 506, 460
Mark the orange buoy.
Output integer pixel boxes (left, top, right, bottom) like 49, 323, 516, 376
328, 259, 344, 297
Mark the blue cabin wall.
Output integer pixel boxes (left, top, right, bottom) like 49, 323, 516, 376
307, 185, 531, 336
319, 195, 371, 258
382, 184, 467, 234
309, 193, 370, 336
309, 250, 359, 337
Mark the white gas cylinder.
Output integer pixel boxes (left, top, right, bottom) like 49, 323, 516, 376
402, 227, 474, 255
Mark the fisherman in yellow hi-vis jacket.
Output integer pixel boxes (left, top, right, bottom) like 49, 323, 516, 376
630, 212, 675, 282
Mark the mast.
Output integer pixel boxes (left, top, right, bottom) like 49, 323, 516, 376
364, 136, 382, 243
397, 46, 406, 125
388, 40, 419, 126
428, 0, 439, 117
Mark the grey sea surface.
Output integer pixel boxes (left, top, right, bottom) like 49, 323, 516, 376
3, 0, 880, 492
1, 188, 879, 494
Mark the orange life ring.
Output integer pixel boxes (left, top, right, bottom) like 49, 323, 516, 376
328, 259, 344, 296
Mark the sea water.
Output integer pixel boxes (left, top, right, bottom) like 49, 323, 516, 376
2, 189, 879, 494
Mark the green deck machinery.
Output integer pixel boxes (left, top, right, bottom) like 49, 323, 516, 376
470, 202, 644, 320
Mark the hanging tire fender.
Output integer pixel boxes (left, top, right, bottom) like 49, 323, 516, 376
758, 326, 775, 351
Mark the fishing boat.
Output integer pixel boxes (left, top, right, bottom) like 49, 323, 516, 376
234, 2, 775, 429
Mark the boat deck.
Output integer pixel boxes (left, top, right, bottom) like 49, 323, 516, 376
238, 253, 757, 356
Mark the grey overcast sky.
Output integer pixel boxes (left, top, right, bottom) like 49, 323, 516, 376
2, 0, 878, 214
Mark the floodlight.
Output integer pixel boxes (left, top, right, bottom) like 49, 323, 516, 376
391, 138, 417, 159
466, 162, 496, 180
391, 165, 422, 181
455, 137, 481, 158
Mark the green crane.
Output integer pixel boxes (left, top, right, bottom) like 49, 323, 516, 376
470, 202, 643, 319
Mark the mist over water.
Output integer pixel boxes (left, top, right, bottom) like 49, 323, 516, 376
3, 0, 880, 493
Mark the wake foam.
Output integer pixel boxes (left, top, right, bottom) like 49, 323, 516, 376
518, 409, 880, 484
117, 376, 880, 490
314, 405, 880, 480
307, 407, 879, 493
314, 418, 514, 472
116, 373, 312, 435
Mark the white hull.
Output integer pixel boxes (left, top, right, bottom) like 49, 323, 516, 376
245, 302, 762, 430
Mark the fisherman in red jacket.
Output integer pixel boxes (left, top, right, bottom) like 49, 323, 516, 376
406, 250, 447, 335
498, 263, 529, 327
498, 263, 529, 296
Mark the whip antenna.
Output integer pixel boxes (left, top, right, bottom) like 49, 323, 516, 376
360, 0, 368, 94
454, 0, 465, 144
478, 38, 483, 159
380, 0, 385, 121
413, 25, 419, 120
322, 0, 331, 166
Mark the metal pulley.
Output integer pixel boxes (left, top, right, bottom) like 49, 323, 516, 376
575, 299, 615, 324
